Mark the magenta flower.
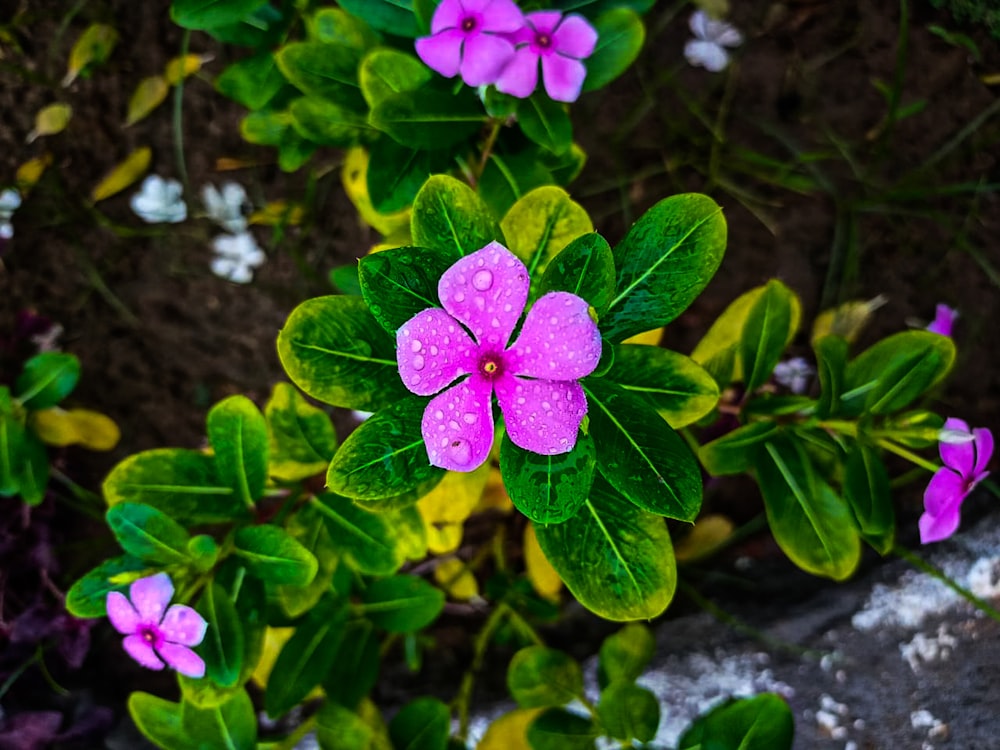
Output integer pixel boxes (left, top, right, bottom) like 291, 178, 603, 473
919, 418, 993, 543
926, 304, 958, 337
397, 242, 602, 471
106, 573, 208, 677
495, 10, 598, 103
415, 0, 524, 87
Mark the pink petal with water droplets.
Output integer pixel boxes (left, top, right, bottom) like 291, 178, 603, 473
541, 54, 587, 102
129, 573, 173, 623
973, 428, 994, 478
939, 417, 972, 474
398, 308, 478, 396
439, 242, 529, 349
430, 0, 464, 33
495, 46, 539, 98
495, 375, 586, 455
459, 32, 515, 86
416, 29, 465, 78
553, 14, 598, 59
123, 634, 165, 670
107, 591, 140, 635
160, 605, 208, 647
507, 292, 601, 380
482, 0, 525, 33
158, 643, 206, 678
422, 378, 494, 471
919, 508, 961, 544
923, 467, 966, 517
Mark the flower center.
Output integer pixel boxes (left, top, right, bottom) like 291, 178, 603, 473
461, 15, 478, 32
478, 353, 505, 380
138, 624, 160, 646
535, 32, 552, 49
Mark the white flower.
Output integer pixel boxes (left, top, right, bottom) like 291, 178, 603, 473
773, 357, 814, 395
210, 231, 265, 284
685, 10, 743, 72
30, 323, 64, 353
0, 188, 21, 240
130, 175, 187, 224
201, 181, 249, 233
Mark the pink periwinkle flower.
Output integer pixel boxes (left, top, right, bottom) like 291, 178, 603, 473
415, 0, 524, 88
926, 304, 958, 337
106, 573, 208, 677
495, 10, 599, 103
397, 242, 602, 472
919, 418, 993, 544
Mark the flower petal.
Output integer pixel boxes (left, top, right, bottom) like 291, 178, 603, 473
923, 467, 966, 517
494, 45, 539, 98
459, 32, 515, 87
430, 0, 464, 33
158, 643, 206, 678
973, 428, 994, 478
685, 40, 729, 72
422, 379, 494, 471
482, 0, 524, 33
926, 304, 957, 337
416, 29, 466, 78
526, 10, 563, 35
129, 573, 173, 623
397, 308, 478, 396
689, 10, 709, 39
919, 509, 961, 544
940, 417, 973, 474
541, 53, 587, 102
553, 14, 598, 59
123, 634, 165, 670
495, 375, 587, 455
160, 605, 208, 647
712, 25, 743, 48
507, 292, 602, 380
106, 591, 140, 635
439, 242, 529, 349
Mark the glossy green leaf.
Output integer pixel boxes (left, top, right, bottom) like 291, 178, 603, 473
534, 479, 676, 621
584, 379, 701, 521
181, 689, 257, 750
536, 232, 615, 313
597, 623, 654, 689
338, 0, 420, 37
361, 574, 444, 633
368, 139, 450, 214
677, 693, 794, 750
308, 7, 381, 49
518, 95, 572, 155
188, 535, 219, 573
371, 90, 483, 150
170, 0, 265, 31
0, 408, 24, 498
358, 244, 454, 333
360, 48, 432, 108
278, 132, 318, 171
411, 174, 501, 258
15, 431, 47, 506
65, 554, 149, 618
234, 525, 318, 586
216, 52, 285, 110
278, 295, 408, 411
106, 503, 191, 565
500, 186, 592, 284
197, 582, 245, 689
277, 505, 338, 617
814, 335, 848, 419
479, 148, 554, 218
208, 395, 268, 508
527, 708, 598, 750
290, 96, 374, 147
507, 646, 583, 708
129, 693, 197, 750
582, 8, 645, 91
597, 682, 660, 743
240, 109, 292, 146
757, 437, 861, 580
551, 0, 656, 16
321, 619, 381, 709
499, 431, 594, 524
844, 443, 895, 554
316, 702, 375, 750
15, 352, 80, 409
388, 697, 450, 750
275, 42, 364, 110
698, 421, 780, 476
327, 397, 445, 503
265, 382, 337, 482
601, 194, 726, 343
739, 279, 797, 392
199, 4, 289, 47
312, 493, 404, 575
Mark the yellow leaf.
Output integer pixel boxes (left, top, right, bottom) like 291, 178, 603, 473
524, 523, 562, 603
810, 295, 887, 347
215, 157, 266, 171
63, 23, 119, 87
164, 54, 204, 85
341, 147, 411, 237
472, 466, 514, 514
623, 327, 664, 346
370, 225, 412, 254
125, 76, 169, 127
252, 627, 293, 686
980, 72, 1000, 86
27, 103, 72, 143
30, 408, 121, 451
16, 154, 53, 194
434, 558, 479, 600
674, 514, 735, 563
477, 708, 541, 750
417, 463, 491, 554
91, 146, 151, 203
249, 200, 305, 227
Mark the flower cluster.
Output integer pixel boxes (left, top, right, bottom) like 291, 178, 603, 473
416, 0, 598, 103
920, 419, 993, 543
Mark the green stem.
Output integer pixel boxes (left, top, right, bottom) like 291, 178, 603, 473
173, 30, 192, 197
877, 438, 938, 473
474, 119, 502, 185
453, 602, 513, 740
892, 544, 1000, 625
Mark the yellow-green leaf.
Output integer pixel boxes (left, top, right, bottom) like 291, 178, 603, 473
500, 186, 592, 283
30, 408, 120, 451
63, 23, 119, 86
524, 523, 561, 603
811, 295, 887, 347
164, 54, 204, 85
477, 708, 541, 750
341, 147, 411, 237
27, 103, 72, 143
125, 76, 169, 127
91, 146, 151, 203
16, 154, 53, 194
674, 514, 734, 563
434, 558, 479, 600
417, 463, 490, 554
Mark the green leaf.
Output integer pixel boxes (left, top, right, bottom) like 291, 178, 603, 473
312, 493, 404, 575
234, 525, 318, 586
507, 646, 583, 708
265, 382, 337, 482
370, 90, 484, 150
277, 505, 338, 617
265, 594, 348, 719
188, 535, 220, 573
411, 174, 501, 258
583, 379, 702, 521
596, 682, 660, 743
321, 619, 381, 709
361, 574, 444, 633
327, 397, 445, 503
197, 582, 245, 689
677, 693, 794, 750
607, 345, 719, 428
278, 132, 318, 171
500, 186, 592, 284
360, 47, 432, 108
15, 431, 48, 506
757, 436, 861, 581
308, 7, 381, 49
338, 0, 420, 37
199, 4, 289, 47
601, 193, 726, 343
129, 693, 197, 750
106, 503, 191, 565
277, 295, 408, 411
240, 108, 292, 146
844, 443, 895, 554
739, 279, 797, 392
65, 555, 149, 618
533, 479, 677, 621
526, 708, 598, 750
215, 52, 285, 110
103, 448, 246, 524
551, 0, 657, 17
289, 96, 374, 147
583, 9, 645, 91
316, 702, 376, 750
698, 422, 779, 476
518, 95, 572, 155
0, 391, 23, 497
597, 623, 654, 689
388, 697, 450, 750
536, 232, 615, 313
15, 352, 80, 409
478, 148, 554, 218
358, 244, 455, 334
368, 139, 450, 214
499, 430, 594, 524
814, 335, 848, 419
275, 41, 365, 110
181, 689, 257, 750
170, 0, 266, 31
208, 395, 268, 508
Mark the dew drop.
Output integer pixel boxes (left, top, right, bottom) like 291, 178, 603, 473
449, 438, 473, 466
472, 269, 494, 291
454, 291, 466, 303
430, 345, 439, 355
440, 437, 449, 447
542, 401, 551, 410
549, 316, 559, 326
434, 409, 444, 420
411, 339, 422, 352
491, 317, 501, 328
412, 354, 425, 370
410, 374, 422, 385
462, 412, 477, 424
517, 397, 526, 405
449, 420, 459, 430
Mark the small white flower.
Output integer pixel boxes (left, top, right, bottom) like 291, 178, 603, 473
30, 323, 64, 353
201, 181, 249, 233
130, 175, 187, 224
773, 357, 814, 394
0, 188, 21, 240
685, 10, 743, 72
210, 231, 265, 284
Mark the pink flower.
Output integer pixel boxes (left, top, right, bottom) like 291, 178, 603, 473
106, 573, 208, 677
415, 0, 524, 87
495, 10, 598, 102
926, 304, 958, 337
919, 418, 993, 543
397, 242, 602, 472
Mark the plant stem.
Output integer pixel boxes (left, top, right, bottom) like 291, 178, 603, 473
173, 29, 192, 197
892, 544, 1000, 625
474, 119, 502, 185
453, 602, 513, 740
877, 438, 938, 473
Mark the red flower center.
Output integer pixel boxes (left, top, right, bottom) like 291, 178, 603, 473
478, 353, 504, 380
535, 32, 552, 49
461, 16, 477, 32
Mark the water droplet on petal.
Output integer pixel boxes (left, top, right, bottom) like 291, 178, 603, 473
549, 316, 559, 326
462, 412, 476, 424
472, 270, 494, 291
434, 409, 444, 420
411, 340, 422, 352
411, 374, 421, 385
454, 291, 466, 303
449, 438, 473, 466
430, 345, 439, 355
413, 354, 425, 370
491, 317, 500, 328
542, 401, 551, 410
